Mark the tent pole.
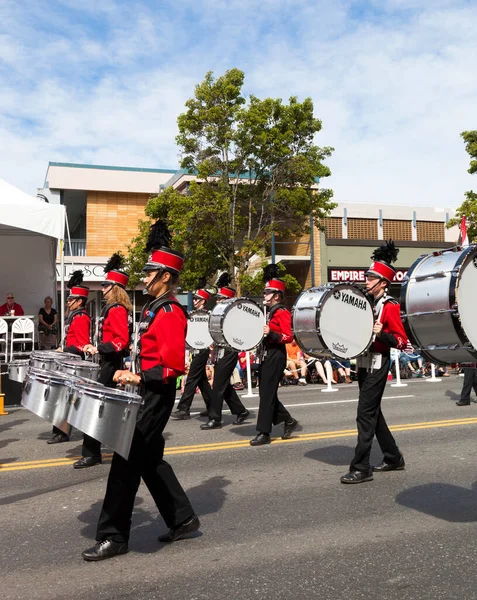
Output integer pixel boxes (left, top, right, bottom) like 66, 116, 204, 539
60, 239, 65, 344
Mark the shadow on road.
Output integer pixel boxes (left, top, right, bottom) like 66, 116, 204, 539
187, 474, 231, 516
396, 482, 477, 522
229, 422, 303, 438
0, 438, 20, 450
0, 475, 103, 506
0, 418, 29, 434
304, 444, 353, 466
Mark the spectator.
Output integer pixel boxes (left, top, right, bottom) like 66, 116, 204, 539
38, 296, 58, 349
328, 358, 352, 383
304, 355, 333, 385
0, 293, 24, 316
400, 342, 424, 376
286, 341, 307, 385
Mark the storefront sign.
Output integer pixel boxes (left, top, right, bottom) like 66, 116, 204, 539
328, 267, 408, 283
56, 263, 106, 282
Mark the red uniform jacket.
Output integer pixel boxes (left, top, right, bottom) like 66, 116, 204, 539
266, 305, 294, 347
140, 301, 187, 384
371, 299, 407, 354
65, 311, 91, 354
98, 305, 129, 354
0, 302, 24, 316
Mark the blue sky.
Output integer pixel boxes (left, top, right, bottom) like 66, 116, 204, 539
1, 0, 476, 207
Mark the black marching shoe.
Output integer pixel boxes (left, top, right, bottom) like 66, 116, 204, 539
200, 419, 222, 430
373, 456, 405, 472
73, 456, 102, 469
47, 433, 69, 445
250, 433, 271, 446
158, 515, 200, 543
282, 418, 298, 439
233, 409, 250, 425
456, 400, 471, 406
340, 470, 374, 484
172, 409, 191, 420
82, 539, 129, 562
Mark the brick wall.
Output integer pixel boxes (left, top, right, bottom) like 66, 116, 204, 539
86, 191, 151, 255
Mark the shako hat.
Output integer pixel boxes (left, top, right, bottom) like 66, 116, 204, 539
215, 273, 235, 299
366, 239, 399, 283
193, 276, 212, 303
67, 270, 89, 299
143, 220, 184, 273
263, 263, 286, 294
102, 253, 129, 288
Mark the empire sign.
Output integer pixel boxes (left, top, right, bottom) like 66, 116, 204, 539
328, 267, 408, 283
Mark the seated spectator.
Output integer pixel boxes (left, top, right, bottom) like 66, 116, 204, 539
304, 354, 332, 385
329, 358, 352, 383
286, 340, 307, 385
38, 296, 58, 349
400, 342, 424, 376
0, 293, 24, 316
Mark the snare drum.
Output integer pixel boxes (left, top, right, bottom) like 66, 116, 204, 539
293, 284, 374, 359
67, 382, 142, 460
209, 297, 264, 351
29, 350, 81, 371
21, 368, 83, 434
401, 245, 477, 365
8, 359, 29, 383
55, 358, 101, 381
186, 309, 214, 350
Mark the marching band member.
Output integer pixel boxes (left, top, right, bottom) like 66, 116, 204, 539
341, 240, 408, 484
200, 273, 250, 430
250, 265, 298, 446
173, 277, 214, 420
76, 254, 132, 469
48, 271, 91, 445
82, 221, 199, 562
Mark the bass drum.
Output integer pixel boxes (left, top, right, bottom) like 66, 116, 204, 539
209, 297, 264, 351
293, 284, 374, 359
401, 245, 477, 365
186, 309, 214, 350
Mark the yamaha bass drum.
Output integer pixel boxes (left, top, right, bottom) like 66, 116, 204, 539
401, 245, 477, 365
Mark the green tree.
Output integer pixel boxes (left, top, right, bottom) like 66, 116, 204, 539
239, 261, 302, 297
447, 130, 477, 242
126, 68, 336, 292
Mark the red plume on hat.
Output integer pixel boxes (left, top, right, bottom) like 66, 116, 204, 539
366, 239, 399, 282
67, 270, 89, 299
143, 220, 184, 273
216, 272, 235, 299
102, 252, 129, 288
263, 263, 286, 294
193, 276, 212, 303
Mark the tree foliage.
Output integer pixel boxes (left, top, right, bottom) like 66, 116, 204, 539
447, 130, 477, 242
126, 68, 336, 292
239, 262, 302, 297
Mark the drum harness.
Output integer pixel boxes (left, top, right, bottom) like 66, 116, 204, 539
259, 303, 286, 363
132, 294, 188, 395
61, 308, 89, 351
357, 292, 397, 373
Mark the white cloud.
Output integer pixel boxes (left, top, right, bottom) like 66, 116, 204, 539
0, 0, 476, 210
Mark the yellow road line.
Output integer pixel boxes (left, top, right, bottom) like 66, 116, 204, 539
2, 416, 477, 473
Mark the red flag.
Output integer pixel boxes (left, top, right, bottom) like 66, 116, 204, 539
458, 216, 469, 246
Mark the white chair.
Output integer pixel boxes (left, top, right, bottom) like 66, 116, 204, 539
0, 318, 8, 363
10, 317, 35, 360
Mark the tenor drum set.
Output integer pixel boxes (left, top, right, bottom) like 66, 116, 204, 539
12, 245, 477, 458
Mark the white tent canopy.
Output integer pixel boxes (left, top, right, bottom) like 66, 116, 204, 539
0, 178, 65, 318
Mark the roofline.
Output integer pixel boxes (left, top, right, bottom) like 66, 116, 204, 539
47, 162, 178, 174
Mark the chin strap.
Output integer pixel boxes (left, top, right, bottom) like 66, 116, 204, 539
143, 269, 165, 296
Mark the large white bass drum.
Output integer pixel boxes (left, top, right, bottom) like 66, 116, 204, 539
209, 297, 264, 351
293, 284, 374, 359
401, 245, 477, 365
186, 309, 214, 350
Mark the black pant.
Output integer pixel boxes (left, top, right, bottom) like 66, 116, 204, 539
208, 349, 246, 421
96, 379, 194, 543
460, 368, 477, 402
177, 349, 213, 412
82, 353, 124, 459
350, 356, 401, 472
256, 348, 292, 434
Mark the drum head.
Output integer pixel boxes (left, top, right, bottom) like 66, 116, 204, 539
457, 249, 477, 347
319, 285, 374, 358
186, 310, 213, 350
222, 298, 264, 351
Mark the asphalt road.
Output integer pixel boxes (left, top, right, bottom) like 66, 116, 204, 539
2, 373, 477, 600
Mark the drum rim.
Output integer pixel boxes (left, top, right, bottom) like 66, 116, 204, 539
54, 358, 100, 369
401, 246, 477, 364
27, 368, 81, 386
71, 383, 142, 402
210, 297, 264, 351
293, 283, 374, 359
9, 359, 30, 366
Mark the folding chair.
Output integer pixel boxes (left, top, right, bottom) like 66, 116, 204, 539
10, 317, 35, 360
0, 318, 8, 363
